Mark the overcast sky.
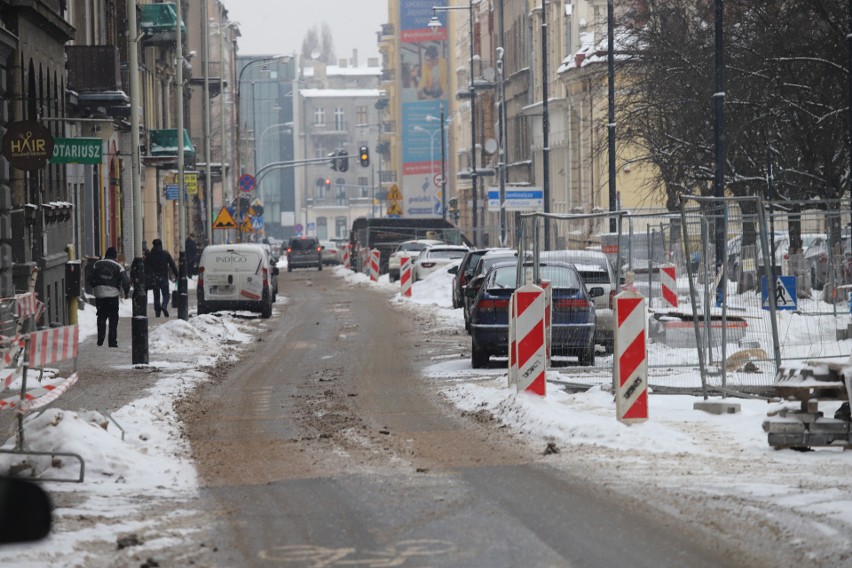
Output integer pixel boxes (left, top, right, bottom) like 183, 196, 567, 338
226, 0, 388, 64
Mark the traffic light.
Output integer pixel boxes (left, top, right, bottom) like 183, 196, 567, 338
324, 178, 332, 188
338, 150, 349, 172
359, 145, 370, 167
328, 152, 338, 171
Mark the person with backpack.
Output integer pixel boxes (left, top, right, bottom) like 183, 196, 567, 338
144, 238, 179, 317
89, 247, 130, 348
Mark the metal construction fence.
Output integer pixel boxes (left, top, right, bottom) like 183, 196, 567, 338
516, 200, 852, 396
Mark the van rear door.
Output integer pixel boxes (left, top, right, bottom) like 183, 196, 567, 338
204, 248, 265, 301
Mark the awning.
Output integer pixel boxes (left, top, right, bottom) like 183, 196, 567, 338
140, 4, 186, 43
149, 129, 196, 163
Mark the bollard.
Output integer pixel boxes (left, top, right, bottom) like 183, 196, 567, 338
400, 256, 413, 297
510, 284, 546, 396
614, 289, 649, 424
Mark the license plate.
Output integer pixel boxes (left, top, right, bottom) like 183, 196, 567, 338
210, 285, 234, 295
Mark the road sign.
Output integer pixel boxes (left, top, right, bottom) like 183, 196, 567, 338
387, 185, 402, 201
387, 202, 402, 216
487, 188, 544, 211
165, 184, 179, 200
761, 275, 797, 311
239, 174, 256, 193
433, 174, 444, 187
185, 172, 198, 195
212, 207, 236, 229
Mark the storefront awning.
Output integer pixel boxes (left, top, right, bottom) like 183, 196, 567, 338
149, 129, 196, 163
140, 4, 186, 43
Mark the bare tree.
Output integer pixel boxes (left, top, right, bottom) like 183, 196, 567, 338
300, 23, 337, 65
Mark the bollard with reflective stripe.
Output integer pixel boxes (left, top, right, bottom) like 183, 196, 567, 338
369, 249, 380, 282
343, 245, 351, 270
400, 256, 413, 297
511, 284, 547, 396
508, 294, 517, 387
614, 289, 649, 424
661, 263, 678, 308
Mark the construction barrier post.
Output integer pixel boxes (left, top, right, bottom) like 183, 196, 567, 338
540, 280, 552, 368
511, 284, 547, 396
400, 256, 413, 297
614, 289, 649, 424
661, 263, 678, 308
369, 249, 380, 282
343, 245, 351, 270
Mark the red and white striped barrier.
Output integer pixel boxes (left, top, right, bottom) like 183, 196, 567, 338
0, 372, 79, 411
540, 280, 552, 367
369, 249, 380, 282
27, 325, 79, 368
508, 294, 517, 386
661, 263, 678, 308
343, 245, 351, 270
400, 256, 413, 297
614, 289, 648, 424
511, 284, 547, 396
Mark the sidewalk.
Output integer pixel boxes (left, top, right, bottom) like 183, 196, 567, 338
0, 284, 197, 439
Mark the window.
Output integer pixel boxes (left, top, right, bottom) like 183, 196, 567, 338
315, 177, 327, 199
334, 107, 345, 130
335, 216, 348, 239
335, 178, 346, 205
356, 105, 368, 126
314, 141, 325, 159
313, 107, 325, 126
358, 176, 369, 198
317, 217, 328, 240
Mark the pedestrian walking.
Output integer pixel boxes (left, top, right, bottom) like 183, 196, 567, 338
144, 238, 178, 317
88, 247, 130, 348
185, 233, 198, 278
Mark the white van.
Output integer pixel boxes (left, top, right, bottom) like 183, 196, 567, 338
197, 244, 277, 318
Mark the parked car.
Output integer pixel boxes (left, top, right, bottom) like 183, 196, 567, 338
197, 243, 277, 318
803, 234, 852, 290
462, 249, 520, 331
285, 236, 322, 272
320, 240, 343, 265
541, 250, 616, 352
467, 261, 601, 368
413, 245, 469, 282
726, 233, 789, 280
387, 239, 444, 282
449, 249, 489, 309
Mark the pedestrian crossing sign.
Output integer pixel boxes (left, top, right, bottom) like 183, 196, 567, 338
761, 275, 797, 311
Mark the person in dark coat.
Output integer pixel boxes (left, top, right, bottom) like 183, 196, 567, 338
88, 247, 130, 347
144, 238, 178, 317
185, 233, 198, 278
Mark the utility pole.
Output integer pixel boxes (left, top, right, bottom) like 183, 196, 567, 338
127, 0, 147, 363
607, 0, 617, 233
541, 1, 551, 250
176, 0, 188, 320
713, 0, 727, 304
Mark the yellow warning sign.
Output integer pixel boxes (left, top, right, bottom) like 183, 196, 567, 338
387, 185, 402, 201
241, 217, 253, 233
212, 207, 236, 229
387, 202, 402, 216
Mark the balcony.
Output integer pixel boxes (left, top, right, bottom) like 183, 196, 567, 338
140, 3, 186, 46
379, 170, 397, 184
66, 45, 130, 117
311, 121, 349, 135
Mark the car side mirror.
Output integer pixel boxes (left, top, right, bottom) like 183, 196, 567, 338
0, 476, 52, 543
589, 286, 604, 298
447, 265, 458, 274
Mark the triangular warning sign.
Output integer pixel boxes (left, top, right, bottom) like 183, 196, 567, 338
387, 185, 402, 201
387, 202, 402, 216
212, 207, 236, 229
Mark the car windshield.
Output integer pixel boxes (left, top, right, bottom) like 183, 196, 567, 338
401, 242, 429, 252
491, 264, 581, 289
575, 267, 610, 284
477, 255, 516, 275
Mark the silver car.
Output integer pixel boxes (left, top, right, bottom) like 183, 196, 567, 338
541, 250, 616, 352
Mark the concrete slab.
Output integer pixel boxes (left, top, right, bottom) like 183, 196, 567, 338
693, 400, 742, 415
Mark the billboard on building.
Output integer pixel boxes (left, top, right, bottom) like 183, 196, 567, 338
399, 0, 448, 218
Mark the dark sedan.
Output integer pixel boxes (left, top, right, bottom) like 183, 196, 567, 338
467, 261, 601, 368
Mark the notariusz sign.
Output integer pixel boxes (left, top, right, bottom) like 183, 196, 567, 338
49, 138, 103, 164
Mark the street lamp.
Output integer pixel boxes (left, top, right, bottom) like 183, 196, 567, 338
425, 104, 449, 222
413, 124, 441, 215
236, 55, 290, 176
430, 0, 480, 245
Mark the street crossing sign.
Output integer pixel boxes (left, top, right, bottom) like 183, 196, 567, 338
761, 275, 797, 311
